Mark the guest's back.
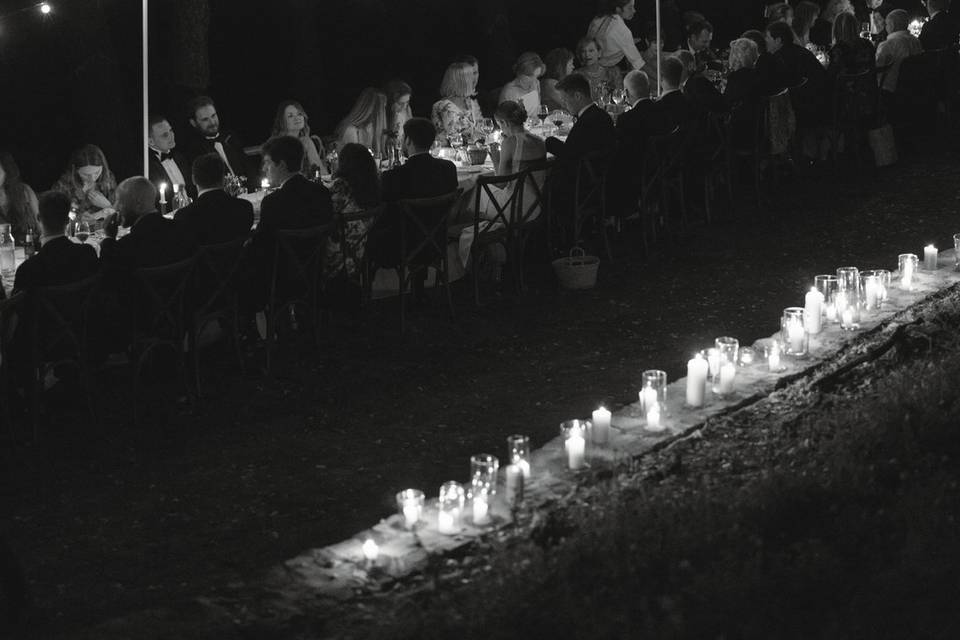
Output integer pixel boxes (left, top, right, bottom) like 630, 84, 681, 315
13, 237, 98, 294
258, 174, 333, 235
174, 189, 253, 245
100, 212, 199, 270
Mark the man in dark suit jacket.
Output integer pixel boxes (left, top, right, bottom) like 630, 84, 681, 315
654, 57, 700, 131
12, 191, 99, 294
181, 96, 252, 185
767, 20, 830, 127
147, 114, 194, 201
370, 117, 458, 268
256, 136, 333, 235
174, 153, 253, 245
920, 0, 960, 49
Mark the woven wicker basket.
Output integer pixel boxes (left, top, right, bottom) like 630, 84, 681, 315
466, 147, 488, 165
552, 247, 599, 290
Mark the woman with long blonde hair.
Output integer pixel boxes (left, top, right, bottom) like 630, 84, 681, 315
271, 100, 325, 173
0, 152, 39, 240
431, 60, 483, 145
334, 88, 388, 156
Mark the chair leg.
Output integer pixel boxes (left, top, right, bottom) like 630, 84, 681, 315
189, 321, 201, 399
472, 247, 482, 307
398, 267, 407, 335
264, 308, 275, 375
443, 259, 455, 321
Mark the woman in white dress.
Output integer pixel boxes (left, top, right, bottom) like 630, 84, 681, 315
498, 52, 545, 116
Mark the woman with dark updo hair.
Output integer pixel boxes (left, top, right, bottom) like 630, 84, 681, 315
0, 152, 39, 240
324, 142, 381, 279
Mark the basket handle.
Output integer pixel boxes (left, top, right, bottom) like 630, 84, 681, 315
569, 246, 586, 259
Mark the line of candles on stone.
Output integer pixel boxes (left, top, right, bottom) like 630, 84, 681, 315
371, 244, 946, 565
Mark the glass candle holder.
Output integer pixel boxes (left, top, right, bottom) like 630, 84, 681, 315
781, 307, 808, 356
836, 291, 859, 330
470, 454, 499, 498
898, 253, 918, 290
438, 481, 465, 534
836, 267, 861, 323
396, 489, 425, 529
639, 369, 667, 411
766, 339, 784, 372
506, 434, 531, 478
815, 274, 839, 323
872, 269, 891, 303
713, 337, 739, 395
701, 347, 721, 388
560, 420, 587, 470
738, 347, 755, 366
953, 234, 960, 271
860, 273, 882, 312
471, 486, 491, 525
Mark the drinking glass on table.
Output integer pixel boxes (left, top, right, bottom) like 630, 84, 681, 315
550, 110, 567, 136
74, 220, 91, 243
480, 118, 495, 140
611, 88, 626, 106
537, 104, 550, 131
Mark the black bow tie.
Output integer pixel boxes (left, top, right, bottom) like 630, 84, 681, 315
156, 151, 174, 162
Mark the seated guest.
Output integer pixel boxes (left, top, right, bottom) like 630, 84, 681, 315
0, 151, 39, 240
654, 56, 698, 130
743, 28, 788, 95
793, 1, 822, 47
586, 0, 647, 71
828, 12, 877, 77
766, 20, 830, 127
499, 52, 545, 115
174, 153, 254, 245
920, 0, 959, 49
12, 191, 98, 293
765, 3, 794, 26
544, 73, 616, 246
475, 102, 546, 218
271, 100, 325, 174
257, 136, 333, 237
676, 50, 726, 114
638, 22, 665, 76
610, 70, 665, 216
50, 144, 117, 223
334, 88, 389, 158
182, 95, 250, 183
811, 0, 856, 47
432, 60, 484, 145
576, 36, 622, 101
876, 9, 924, 93
147, 114, 192, 199
325, 142, 381, 280
685, 19, 720, 69
541, 48, 575, 111
384, 79, 414, 145
368, 117, 457, 275
725, 38, 763, 148
100, 177, 199, 271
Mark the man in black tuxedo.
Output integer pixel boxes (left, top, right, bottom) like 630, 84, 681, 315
100, 177, 199, 272
544, 73, 616, 252
12, 191, 99, 293
256, 136, 333, 235
611, 70, 668, 218
369, 117, 458, 268
654, 57, 699, 130
174, 153, 253, 245
181, 96, 251, 185
920, 0, 960, 49
686, 18, 721, 70
147, 114, 193, 200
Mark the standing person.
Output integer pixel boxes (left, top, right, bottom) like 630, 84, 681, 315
499, 52, 545, 115
432, 60, 484, 145
334, 88, 389, 158
50, 144, 117, 223
576, 36, 623, 101
147, 114, 192, 198
0, 152, 39, 240
383, 79, 414, 146
182, 95, 250, 184
724, 38, 764, 148
541, 48, 575, 111
586, 0, 647, 72
811, 0, 857, 47
876, 9, 923, 93
794, 1, 823, 46
919, 0, 960, 49
828, 11, 877, 76
685, 19, 720, 69
270, 100, 325, 175
174, 153, 254, 245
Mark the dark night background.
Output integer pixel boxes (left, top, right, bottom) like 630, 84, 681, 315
0, 0, 769, 188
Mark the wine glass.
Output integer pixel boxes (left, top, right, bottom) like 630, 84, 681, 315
551, 110, 567, 136
74, 220, 91, 243
480, 118, 495, 137
611, 88, 626, 106
450, 133, 464, 163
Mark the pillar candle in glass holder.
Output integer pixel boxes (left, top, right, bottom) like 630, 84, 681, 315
767, 340, 782, 372
645, 401, 664, 430
639, 386, 657, 414
396, 489, 425, 529
814, 275, 839, 323
836, 267, 861, 323
641, 370, 667, 410
505, 464, 524, 506
871, 269, 891, 303
702, 347, 721, 389
739, 347, 755, 365
472, 488, 491, 525
438, 481, 465, 534
591, 407, 612, 445
686, 354, 708, 407
506, 434, 531, 478
470, 454, 499, 501
563, 422, 586, 470
717, 362, 736, 395
781, 307, 808, 356
713, 337, 739, 393
924, 244, 938, 270
898, 253, 918, 289
861, 273, 882, 311
804, 288, 823, 334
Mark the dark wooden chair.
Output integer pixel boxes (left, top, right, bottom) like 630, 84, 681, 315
829, 69, 879, 172
508, 159, 551, 293
190, 235, 248, 396
338, 203, 385, 305
264, 223, 335, 374
572, 149, 614, 261
131, 255, 198, 425
702, 110, 734, 223
469, 171, 522, 305
0, 292, 25, 442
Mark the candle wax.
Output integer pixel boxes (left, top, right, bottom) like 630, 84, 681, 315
472, 496, 490, 525
438, 510, 457, 534
686, 356, 708, 407
717, 362, 736, 394
402, 503, 419, 528
566, 430, 586, 470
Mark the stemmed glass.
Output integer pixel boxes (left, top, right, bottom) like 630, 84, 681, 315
74, 220, 91, 243
450, 133, 464, 163
550, 109, 567, 136
480, 118, 495, 140
611, 88, 626, 106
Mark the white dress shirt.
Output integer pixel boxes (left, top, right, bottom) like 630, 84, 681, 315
586, 14, 646, 71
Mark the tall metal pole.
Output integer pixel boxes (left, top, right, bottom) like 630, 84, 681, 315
656, 0, 661, 97
142, 0, 149, 176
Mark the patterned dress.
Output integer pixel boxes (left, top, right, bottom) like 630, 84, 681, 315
324, 177, 374, 280
431, 97, 483, 145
